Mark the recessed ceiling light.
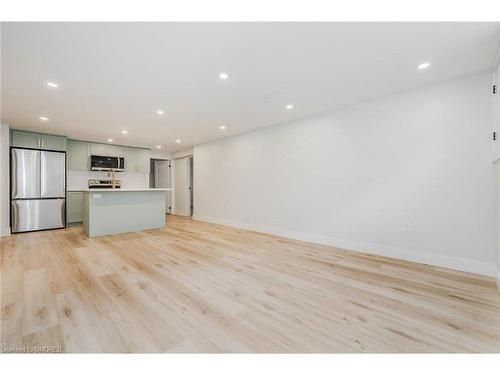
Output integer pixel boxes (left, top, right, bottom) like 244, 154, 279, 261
219, 125, 227, 130
47, 82, 59, 88
39, 116, 49, 121
175, 139, 181, 143
156, 145, 162, 149
286, 104, 294, 110
417, 62, 431, 70
156, 110, 164, 116
121, 130, 128, 134
219, 72, 229, 80
107, 138, 114, 143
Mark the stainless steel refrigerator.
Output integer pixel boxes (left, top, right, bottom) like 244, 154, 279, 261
11, 148, 66, 233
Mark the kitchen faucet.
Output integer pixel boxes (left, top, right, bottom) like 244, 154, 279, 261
107, 168, 117, 188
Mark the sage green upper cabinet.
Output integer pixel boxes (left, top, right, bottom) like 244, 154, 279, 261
107, 145, 124, 157
137, 149, 151, 173
68, 140, 89, 170
66, 139, 149, 173
40, 134, 66, 151
89, 143, 108, 156
11, 130, 66, 151
122, 147, 149, 173
88, 142, 123, 157
123, 147, 139, 172
11, 130, 41, 149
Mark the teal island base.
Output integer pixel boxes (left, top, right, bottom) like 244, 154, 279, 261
82, 189, 168, 237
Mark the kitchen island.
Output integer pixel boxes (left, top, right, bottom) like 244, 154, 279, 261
80, 188, 170, 237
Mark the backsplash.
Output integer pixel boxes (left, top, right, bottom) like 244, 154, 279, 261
67, 170, 149, 190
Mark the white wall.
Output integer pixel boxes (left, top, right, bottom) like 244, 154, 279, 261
0, 124, 10, 236
194, 73, 496, 276
150, 149, 171, 160
172, 148, 193, 160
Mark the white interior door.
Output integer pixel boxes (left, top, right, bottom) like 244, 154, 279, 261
154, 160, 171, 213
174, 157, 190, 216
495, 67, 500, 282
189, 157, 193, 216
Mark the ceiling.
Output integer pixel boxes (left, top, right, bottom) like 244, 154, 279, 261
1, 22, 499, 151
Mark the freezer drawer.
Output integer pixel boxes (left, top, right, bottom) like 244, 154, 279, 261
11, 148, 41, 199
41, 151, 66, 198
11, 199, 66, 233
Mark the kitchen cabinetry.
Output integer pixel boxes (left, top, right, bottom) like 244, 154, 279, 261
107, 145, 124, 157
11, 130, 40, 148
11, 130, 66, 151
121, 147, 150, 173
137, 149, 151, 173
88, 142, 124, 157
123, 147, 139, 172
67, 140, 150, 172
40, 134, 66, 151
67, 191, 84, 223
88, 143, 108, 156
67, 140, 89, 170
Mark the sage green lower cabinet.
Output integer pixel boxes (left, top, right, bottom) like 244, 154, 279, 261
68, 192, 84, 223
68, 140, 89, 170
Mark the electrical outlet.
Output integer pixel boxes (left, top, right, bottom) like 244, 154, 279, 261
404, 221, 411, 232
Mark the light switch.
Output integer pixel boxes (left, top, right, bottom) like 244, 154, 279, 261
93, 194, 102, 199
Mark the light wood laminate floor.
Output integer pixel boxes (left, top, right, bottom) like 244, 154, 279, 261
1, 215, 499, 353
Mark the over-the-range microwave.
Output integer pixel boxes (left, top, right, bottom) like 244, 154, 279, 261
90, 155, 125, 171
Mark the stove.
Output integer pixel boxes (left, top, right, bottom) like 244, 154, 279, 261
88, 179, 121, 189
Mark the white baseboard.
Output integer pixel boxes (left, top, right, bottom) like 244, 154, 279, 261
193, 215, 497, 277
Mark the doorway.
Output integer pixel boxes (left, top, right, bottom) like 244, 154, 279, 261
150, 159, 171, 213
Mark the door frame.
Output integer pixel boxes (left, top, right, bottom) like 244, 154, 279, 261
151, 158, 172, 213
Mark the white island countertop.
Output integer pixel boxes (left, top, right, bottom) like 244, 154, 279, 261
68, 188, 172, 192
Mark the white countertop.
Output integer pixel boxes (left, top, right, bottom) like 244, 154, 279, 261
68, 188, 172, 192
